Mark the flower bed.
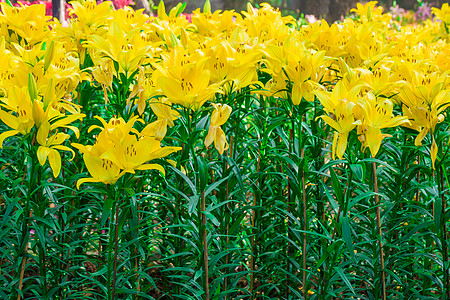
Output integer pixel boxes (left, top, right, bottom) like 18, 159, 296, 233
0, 0, 449, 298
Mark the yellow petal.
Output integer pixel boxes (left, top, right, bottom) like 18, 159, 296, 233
37, 146, 52, 166
48, 149, 61, 177
336, 132, 349, 159
84, 153, 121, 182
71, 143, 92, 154
0, 130, 19, 148
76, 177, 102, 190
214, 126, 228, 155
137, 163, 166, 176
0, 109, 19, 129
37, 121, 50, 146
32, 100, 46, 128
319, 115, 340, 132
431, 138, 438, 170
205, 125, 216, 148
332, 131, 338, 160
147, 146, 183, 160
53, 145, 75, 161
365, 127, 383, 157
291, 81, 302, 105
415, 128, 428, 146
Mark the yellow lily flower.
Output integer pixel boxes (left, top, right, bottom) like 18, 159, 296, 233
0, 3, 51, 46
100, 133, 181, 174
36, 120, 75, 178
0, 86, 34, 147
314, 81, 357, 159
432, 3, 450, 25
158, 64, 219, 111
68, 0, 113, 29
350, 1, 391, 25
85, 21, 158, 75
397, 71, 450, 168
205, 39, 261, 93
355, 95, 410, 157
73, 115, 181, 188
205, 103, 232, 154
285, 51, 327, 104
136, 98, 180, 140
72, 142, 125, 189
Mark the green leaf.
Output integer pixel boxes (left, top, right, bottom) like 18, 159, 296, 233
335, 267, 356, 295
202, 211, 219, 226
1, 196, 17, 228
176, 2, 186, 16
434, 196, 442, 230
205, 175, 230, 197
101, 195, 114, 227
341, 216, 355, 259
169, 165, 197, 194
188, 195, 199, 214
349, 163, 364, 181
329, 167, 344, 207
197, 156, 207, 191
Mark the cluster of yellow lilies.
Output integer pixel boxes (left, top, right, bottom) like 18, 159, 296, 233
0, 0, 449, 186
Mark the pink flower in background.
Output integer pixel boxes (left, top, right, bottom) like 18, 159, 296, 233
305, 14, 318, 23
415, 2, 432, 21
389, 4, 405, 19
182, 13, 192, 22
4, 0, 132, 18
110, 0, 133, 9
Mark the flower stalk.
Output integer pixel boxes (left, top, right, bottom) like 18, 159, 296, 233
372, 161, 386, 300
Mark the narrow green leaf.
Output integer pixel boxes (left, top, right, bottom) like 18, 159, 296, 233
341, 216, 355, 259
169, 165, 197, 194
329, 167, 344, 207
349, 163, 364, 181
202, 211, 219, 226
1, 196, 17, 228
335, 267, 356, 295
101, 195, 114, 227
188, 195, 199, 214
434, 197, 442, 230
205, 175, 229, 197
197, 156, 207, 191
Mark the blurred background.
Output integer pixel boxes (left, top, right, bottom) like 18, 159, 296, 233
8, 0, 450, 25
160, 0, 450, 22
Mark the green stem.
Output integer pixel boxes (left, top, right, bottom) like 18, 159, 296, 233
201, 190, 209, 300
301, 145, 307, 300
438, 165, 449, 299
107, 186, 116, 300
286, 128, 293, 299
372, 161, 386, 300
112, 200, 120, 300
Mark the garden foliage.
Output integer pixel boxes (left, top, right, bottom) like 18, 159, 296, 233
0, 0, 450, 299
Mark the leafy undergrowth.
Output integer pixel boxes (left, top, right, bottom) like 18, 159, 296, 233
0, 0, 450, 299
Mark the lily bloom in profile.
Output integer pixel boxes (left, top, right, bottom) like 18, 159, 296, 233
205, 103, 232, 155
73, 115, 181, 188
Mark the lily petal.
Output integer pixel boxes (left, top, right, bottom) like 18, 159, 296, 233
37, 146, 52, 166
48, 149, 62, 177
137, 163, 166, 176
0, 130, 19, 148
